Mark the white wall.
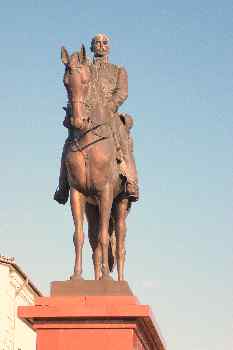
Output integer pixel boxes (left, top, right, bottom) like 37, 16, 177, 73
0, 264, 37, 350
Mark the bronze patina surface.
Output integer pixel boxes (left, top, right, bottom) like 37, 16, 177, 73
51, 280, 134, 297
54, 34, 139, 282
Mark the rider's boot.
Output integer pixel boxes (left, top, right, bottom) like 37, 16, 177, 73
118, 149, 139, 202
54, 182, 69, 205
126, 180, 139, 202
54, 161, 70, 205
114, 113, 139, 202
119, 159, 139, 202
124, 137, 139, 202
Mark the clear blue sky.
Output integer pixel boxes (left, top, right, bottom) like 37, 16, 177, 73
1, 1, 232, 349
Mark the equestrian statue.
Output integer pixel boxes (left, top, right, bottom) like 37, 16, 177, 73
54, 34, 139, 281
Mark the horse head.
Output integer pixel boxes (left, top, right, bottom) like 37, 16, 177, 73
61, 45, 91, 130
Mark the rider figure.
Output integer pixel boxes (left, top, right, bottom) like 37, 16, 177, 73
54, 33, 139, 204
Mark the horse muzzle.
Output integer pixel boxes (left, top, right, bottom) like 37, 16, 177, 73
70, 115, 89, 131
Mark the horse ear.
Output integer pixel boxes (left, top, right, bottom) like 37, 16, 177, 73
61, 46, 69, 65
73, 51, 80, 64
80, 44, 86, 63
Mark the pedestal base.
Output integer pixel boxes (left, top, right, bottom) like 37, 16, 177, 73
18, 281, 165, 350
51, 279, 133, 296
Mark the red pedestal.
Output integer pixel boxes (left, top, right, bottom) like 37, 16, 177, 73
18, 283, 166, 350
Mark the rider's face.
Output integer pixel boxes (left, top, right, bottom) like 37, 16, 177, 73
93, 35, 110, 58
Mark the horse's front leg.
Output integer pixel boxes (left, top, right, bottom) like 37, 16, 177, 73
115, 198, 128, 281
70, 188, 85, 280
99, 183, 113, 280
86, 203, 102, 280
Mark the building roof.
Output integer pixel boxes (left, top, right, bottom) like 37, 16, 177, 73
0, 255, 42, 296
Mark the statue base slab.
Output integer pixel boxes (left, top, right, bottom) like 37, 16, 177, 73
51, 279, 133, 296
18, 281, 166, 350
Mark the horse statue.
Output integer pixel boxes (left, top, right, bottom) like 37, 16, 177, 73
61, 45, 131, 281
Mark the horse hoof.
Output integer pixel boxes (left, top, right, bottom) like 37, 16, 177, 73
101, 274, 113, 281
118, 278, 125, 282
70, 274, 84, 281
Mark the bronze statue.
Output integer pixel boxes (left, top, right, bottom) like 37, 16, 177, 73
54, 34, 139, 281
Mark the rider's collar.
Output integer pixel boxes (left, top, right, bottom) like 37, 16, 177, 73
93, 56, 109, 65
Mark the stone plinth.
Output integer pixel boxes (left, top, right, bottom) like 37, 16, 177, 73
51, 279, 134, 296
18, 280, 166, 350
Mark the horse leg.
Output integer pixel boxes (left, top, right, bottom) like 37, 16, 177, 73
86, 203, 102, 280
70, 188, 85, 279
93, 243, 102, 280
115, 199, 128, 281
99, 184, 113, 279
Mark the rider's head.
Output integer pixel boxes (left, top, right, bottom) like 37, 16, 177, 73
90, 33, 110, 59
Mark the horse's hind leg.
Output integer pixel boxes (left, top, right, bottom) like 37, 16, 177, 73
115, 198, 128, 281
70, 188, 85, 280
86, 203, 102, 280
93, 243, 102, 280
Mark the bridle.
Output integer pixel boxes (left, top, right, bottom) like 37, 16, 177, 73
66, 63, 113, 150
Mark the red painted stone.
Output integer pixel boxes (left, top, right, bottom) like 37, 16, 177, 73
18, 295, 166, 350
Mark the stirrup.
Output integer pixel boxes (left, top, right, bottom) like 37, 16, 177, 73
126, 182, 139, 202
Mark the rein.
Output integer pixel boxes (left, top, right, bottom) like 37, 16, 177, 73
69, 121, 110, 152
72, 99, 89, 106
